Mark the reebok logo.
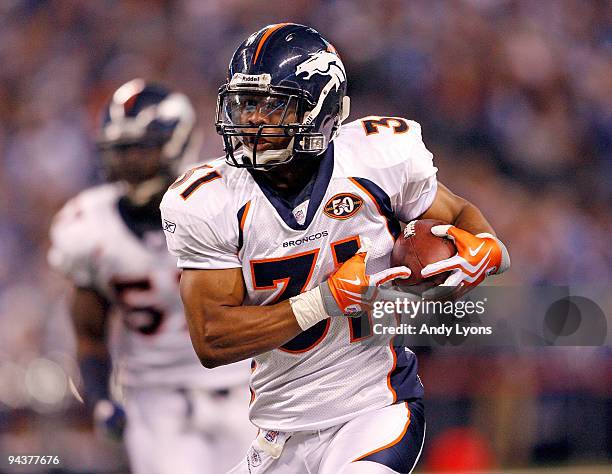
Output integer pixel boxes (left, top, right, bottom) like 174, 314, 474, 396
162, 219, 176, 233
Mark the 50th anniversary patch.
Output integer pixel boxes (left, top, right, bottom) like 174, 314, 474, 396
323, 193, 363, 220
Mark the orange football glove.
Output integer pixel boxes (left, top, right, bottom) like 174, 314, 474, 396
290, 239, 411, 330
319, 242, 412, 317
421, 225, 510, 300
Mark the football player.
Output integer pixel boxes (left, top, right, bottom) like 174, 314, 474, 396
48, 79, 253, 474
161, 24, 510, 474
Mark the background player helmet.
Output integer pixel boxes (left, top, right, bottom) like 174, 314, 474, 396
97, 79, 196, 190
216, 23, 350, 169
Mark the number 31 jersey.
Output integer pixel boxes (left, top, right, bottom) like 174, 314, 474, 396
48, 184, 249, 390
161, 117, 437, 431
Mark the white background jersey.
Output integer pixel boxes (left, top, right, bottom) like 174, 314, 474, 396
161, 117, 436, 430
49, 183, 249, 389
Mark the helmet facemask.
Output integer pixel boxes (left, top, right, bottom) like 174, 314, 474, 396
217, 74, 333, 169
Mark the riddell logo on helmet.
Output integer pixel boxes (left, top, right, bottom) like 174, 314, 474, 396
323, 193, 363, 220
230, 73, 271, 89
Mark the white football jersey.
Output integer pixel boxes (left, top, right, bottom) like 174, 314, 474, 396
48, 183, 249, 390
161, 117, 436, 430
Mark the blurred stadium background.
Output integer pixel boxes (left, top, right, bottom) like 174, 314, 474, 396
0, 0, 610, 472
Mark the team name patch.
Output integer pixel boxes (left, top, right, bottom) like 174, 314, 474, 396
323, 193, 363, 220
283, 231, 328, 247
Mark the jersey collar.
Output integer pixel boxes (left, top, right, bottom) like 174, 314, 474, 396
249, 143, 334, 231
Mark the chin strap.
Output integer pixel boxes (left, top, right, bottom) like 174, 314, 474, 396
241, 137, 295, 167
340, 96, 350, 122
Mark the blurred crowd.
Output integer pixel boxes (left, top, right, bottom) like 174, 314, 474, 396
0, 0, 610, 472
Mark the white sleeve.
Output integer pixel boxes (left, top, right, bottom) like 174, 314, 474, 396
47, 203, 97, 287
392, 123, 438, 222
160, 194, 241, 270
335, 117, 439, 223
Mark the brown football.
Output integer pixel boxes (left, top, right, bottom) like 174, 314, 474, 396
391, 219, 457, 294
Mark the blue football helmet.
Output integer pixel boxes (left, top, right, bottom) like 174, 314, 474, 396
216, 23, 350, 169
97, 79, 196, 184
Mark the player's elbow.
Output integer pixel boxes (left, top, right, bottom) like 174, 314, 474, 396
193, 323, 234, 369
197, 348, 238, 369
198, 353, 223, 369
190, 332, 221, 368
193, 340, 226, 368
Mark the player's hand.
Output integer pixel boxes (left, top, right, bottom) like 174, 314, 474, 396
93, 399, 126, 441
319, 240, 411, 317
421, 225, 510, 300
289, 239, 411, 329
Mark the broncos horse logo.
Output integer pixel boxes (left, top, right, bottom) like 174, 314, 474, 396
295, 50, 346, 124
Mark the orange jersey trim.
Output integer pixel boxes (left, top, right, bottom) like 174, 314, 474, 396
170, 163, 211, 190
353, 402, 411, 462
249, 248, 320, 296
386, 341, 398, 402
280, 319, 331, 354
240, 200, 251, 232
179, 170, 221, 200
330, 235, 362, 269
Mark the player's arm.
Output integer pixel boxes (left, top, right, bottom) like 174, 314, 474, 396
416, 182, 510, 298
72, 288, 108, 344
418, 182, 495, 235
71, 287, 111, 406
180, 249, 411, 368
180, 268, 301, 368
70, 287, 126, 438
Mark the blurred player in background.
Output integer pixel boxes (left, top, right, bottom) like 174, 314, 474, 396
48, 79, 253, 474
161, 24, 509, 473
